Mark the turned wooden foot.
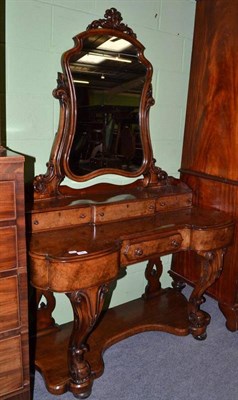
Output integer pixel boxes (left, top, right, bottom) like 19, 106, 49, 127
194, 332, 207, 341
67, 284, 109, 398
219, 302, 238, 331
73, 392, 92, 399
188, 249, 225, 339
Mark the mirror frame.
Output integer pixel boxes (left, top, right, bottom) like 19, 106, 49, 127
34, 8, 167, 199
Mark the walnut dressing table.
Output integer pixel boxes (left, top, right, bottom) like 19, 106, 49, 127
26, 9, 234, 399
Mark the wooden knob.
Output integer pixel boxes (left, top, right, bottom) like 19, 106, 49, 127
135, 248, 143, 256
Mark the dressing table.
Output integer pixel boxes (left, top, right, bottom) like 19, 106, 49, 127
26, 9, 234, 399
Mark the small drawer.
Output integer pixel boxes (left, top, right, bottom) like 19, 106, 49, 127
156, 193, 192, 212
0, 276, 19, 332
93, 200, 155, 224
0, 335, 23, 396
30, 207, 92, 232
0, 181, 16, 221
0, 226, 17, 271
121, 233, 182, 264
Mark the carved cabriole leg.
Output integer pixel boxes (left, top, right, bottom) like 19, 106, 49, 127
66, 284, 109, 399
143, 257, 163, 299
188, 248, 225, 340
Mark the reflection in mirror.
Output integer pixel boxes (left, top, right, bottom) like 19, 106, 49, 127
68, 35, 147, 176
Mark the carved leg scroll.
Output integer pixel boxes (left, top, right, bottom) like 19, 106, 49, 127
66, 284, 109, 399
143, 257, 163, 299
188, 248, 225, 340
35, 289, 57, 333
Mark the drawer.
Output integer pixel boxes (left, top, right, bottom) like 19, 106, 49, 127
30, 207, 92, 232
93, 199, 155, 224
156, 192, 192, 212
121, 233, 182, 264
0, 226, 17, 271
0, 276, 19, 332
0, 181, 16, 221
0, 335, 23, 396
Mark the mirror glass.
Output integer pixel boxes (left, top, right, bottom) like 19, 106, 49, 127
68, 34, 147, 176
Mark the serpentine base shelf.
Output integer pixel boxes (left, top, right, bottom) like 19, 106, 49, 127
35, 289, 194, 396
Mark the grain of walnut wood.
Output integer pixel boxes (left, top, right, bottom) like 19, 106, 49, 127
171, 0, 238, 331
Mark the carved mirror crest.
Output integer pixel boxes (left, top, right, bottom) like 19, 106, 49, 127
34, 8, 167, 199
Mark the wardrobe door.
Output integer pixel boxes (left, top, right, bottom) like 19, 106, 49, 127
171, 0, 238, 331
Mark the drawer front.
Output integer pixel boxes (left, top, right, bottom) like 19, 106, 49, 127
0, 226, 17, 271
93, 200, 155, 224
31, 248, 120, 292
121, 233, 182, 264
156, 192, 192, 212
0, 276, 19, 332
0, 335, 23, 396
0, 181, 16, 221
30, 207, 91, 232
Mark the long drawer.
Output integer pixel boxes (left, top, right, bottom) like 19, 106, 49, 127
0, 275, 19, 332
0, 181, 16, 221
0, 335, 23, 396
0, 225, 17, 271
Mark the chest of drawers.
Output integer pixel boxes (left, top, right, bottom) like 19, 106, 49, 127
0, 148, 30, 400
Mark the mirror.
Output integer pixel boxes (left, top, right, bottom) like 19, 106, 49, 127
33, 8, 166, 198
68, 35, 146, 175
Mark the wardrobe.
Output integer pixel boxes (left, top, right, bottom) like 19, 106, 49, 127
171, 0, 238, 331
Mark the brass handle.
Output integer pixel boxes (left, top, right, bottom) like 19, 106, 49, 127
171, 239, 180, 248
